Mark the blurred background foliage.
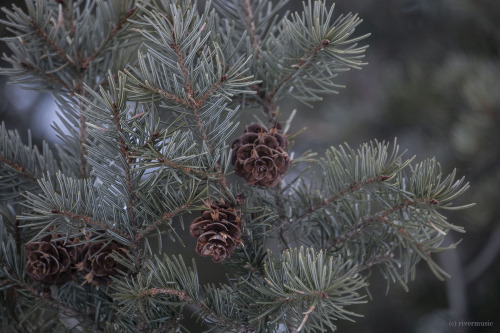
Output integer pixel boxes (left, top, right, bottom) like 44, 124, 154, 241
1, 0, 499, 332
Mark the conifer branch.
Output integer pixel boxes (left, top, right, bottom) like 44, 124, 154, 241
242, 0, 261, 57
80, 8, 136, 69
111, 102, 136, 226
295, 175, 392, 223
0, 0, 474, 330
18, 61, 73, 93
155, 157, 218, 178
136, 201, 193, 241
56, 210, 131, 241
144, 84, 189, 107
78, 112, 88, 177
169, 41, 233, 199
267, 40, 328, 102
274, 183, 291, 249
356, 252, 395, 272
326, 198, 439, 252
137, 287, 190, 301
0, 153, 39, 183
136, 287, 247, 331
63, 0, 76, 35
1, 267, 99, 332
29, 19, 77, 70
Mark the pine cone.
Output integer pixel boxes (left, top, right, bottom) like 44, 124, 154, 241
79, 241, 128, 286
25, 235, 78, 285
190, 202, 242, 263
231, 123, 290, 187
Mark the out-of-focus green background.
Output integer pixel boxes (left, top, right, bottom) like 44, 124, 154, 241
1, 1, 499, 332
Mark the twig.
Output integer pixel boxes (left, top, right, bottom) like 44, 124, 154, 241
171, 40, 233, 200
139, 287, 247, 332
18, 62, 73, 94
57, 210, 131, 240
80, 8, 136, 69
275, 182, 291, 249
242, 0, 260, 58
0, 153, 39, 183
30, 19, 77, 70
356, 252, 394, 273
155, 157, 218, 178
256, 40, 329, 122
136, 201, 193, 241
145, 85, 189, 107
78, 112, 88, 177
111, 102, 136, 226
137, 288, 189, 300
1, 269, 99, 332
197, 79, 224, 107
294, 175, 391, 223
326, 198, 434, 252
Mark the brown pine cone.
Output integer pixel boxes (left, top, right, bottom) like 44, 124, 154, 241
78, 241, 128, 286
25, 235, 78, 285
190, 202, 242, 263
231, 123, 290, 187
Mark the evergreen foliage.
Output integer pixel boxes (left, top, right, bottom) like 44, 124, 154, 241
0, 0, 472, 331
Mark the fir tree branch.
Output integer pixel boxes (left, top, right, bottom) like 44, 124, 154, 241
326, 198, 438, 255
143, 84, 189, 107
136, 287, 247, 331
137, 287, 189, 301
327, 200, 412, 250
242, 0, 260, 57
80, 8, 136, 69
78, 112, 88, 178
260, 39, 330, 120
135, 201, 193, 241
170, 41, 196, 105
63, 0, 76, 36
1, 266, 99, 332
155, 157, 218, 178
29, 19, 77, 70
56, 210, 131, 241
18, 61, 73, 93
111, 102, 136, 227
274, 183, 291, 249
294, 175, 392, 223
0, 153, 39, 183
197, 78, 226, 108
355, 252, 395, 273
109, 101, 141, 268
169, 40, 233, 199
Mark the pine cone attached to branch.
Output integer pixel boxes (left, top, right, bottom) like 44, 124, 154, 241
25, 235, 78, 285
78, 240, 128, 286
231, 123, 290, 187
190, 201, 243, 263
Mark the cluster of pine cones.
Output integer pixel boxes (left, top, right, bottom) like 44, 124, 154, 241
189, 123, 291, 263
25, 234, 127, 286
27, 124, 290, 269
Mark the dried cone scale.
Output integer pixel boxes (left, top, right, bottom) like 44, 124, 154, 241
231, 123, 290, 187
190, 202, 243, 263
